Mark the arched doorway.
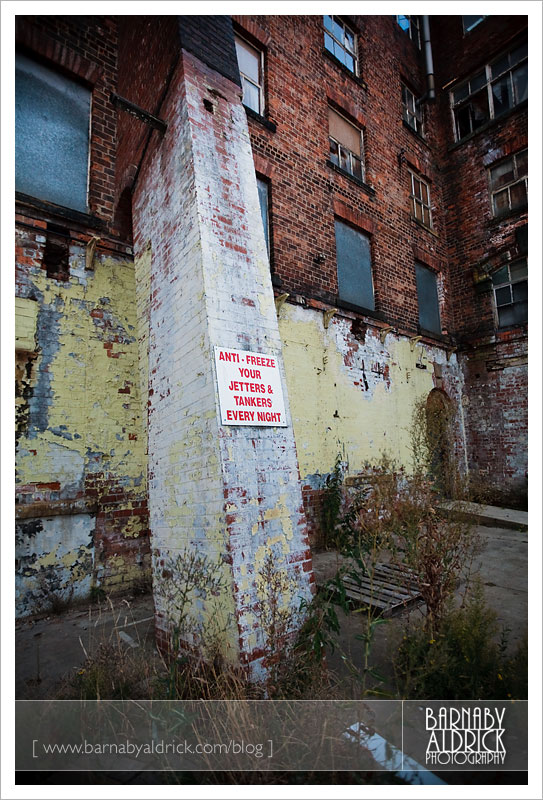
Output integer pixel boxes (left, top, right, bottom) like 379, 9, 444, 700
425, 389, 455, 496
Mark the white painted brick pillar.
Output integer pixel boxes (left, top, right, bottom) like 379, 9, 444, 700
132, 51, 315, 678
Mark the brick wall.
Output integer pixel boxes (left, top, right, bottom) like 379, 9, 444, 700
236, 14, 452, 335
15, 16, 150, 615
431, 15, 528, 500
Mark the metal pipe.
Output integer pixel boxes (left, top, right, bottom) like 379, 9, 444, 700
422, 15, 436, 101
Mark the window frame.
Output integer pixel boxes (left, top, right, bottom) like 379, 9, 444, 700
328, 107, 365, 182
402, 83, 423, 135
408, 169, 433, 229
396, 15, 421, 49
450, 43, 527, 141
323, 15, 358, 75
488, 149, 527, 217
235, 32, 265, 116
491, 258, 527, 329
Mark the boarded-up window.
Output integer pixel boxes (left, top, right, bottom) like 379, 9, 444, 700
15, 53, 91, 212
415, 263, 441, 333
335, 220, 374, 310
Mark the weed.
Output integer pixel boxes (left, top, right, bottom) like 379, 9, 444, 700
394, 581, 528, 700
321, 454, 345, 550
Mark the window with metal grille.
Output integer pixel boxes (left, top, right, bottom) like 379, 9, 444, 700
323, 16, 358, 74
396, 16, 421, 49
415, 263, 441, 334
491, 259, 527, 328
451, 42, 527, 141
235, 34, 264, 115
15, 52, 91, 212
328, 107, 364, 181
489, 150, 527, 216
409, 170, 433, 228
335, 219, 374, 310
402, 84, 423, 134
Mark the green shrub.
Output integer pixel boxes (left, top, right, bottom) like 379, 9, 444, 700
394, 582, 528, 700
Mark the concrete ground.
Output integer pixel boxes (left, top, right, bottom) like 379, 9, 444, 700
15, 521, 527, 700
16, 594, 155, 699
319, 523, 528, 697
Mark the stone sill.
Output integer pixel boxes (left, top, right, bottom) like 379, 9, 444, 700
410, 216, 438, 237
244, 105, 277, 133
326, 161, 376, 196
16, 193, 105, 231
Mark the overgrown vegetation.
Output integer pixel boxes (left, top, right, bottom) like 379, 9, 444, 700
52, 396, 526, 706
394, 581, 528, 700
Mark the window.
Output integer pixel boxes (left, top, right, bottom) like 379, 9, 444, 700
396, 16, 421, 49
235, 34, 264, 115
451, 43, 527, 140
335, 220, 374, 310
323, 16, 358, 74
402, 84, 423, 134
489, 149, 527, 216
409, 171, 433, 228
256, 178, 270, 256
491, 259, 527, 328
15, 52, 91, 212
328, 108, 364, 180
415, 263, 441, 334
463, 15, 487, 33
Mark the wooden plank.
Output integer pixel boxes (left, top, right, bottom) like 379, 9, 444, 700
324, 560, 423, 616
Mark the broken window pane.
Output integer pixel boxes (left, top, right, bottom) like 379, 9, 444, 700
510, 181, 527, 208
490, 158, 515, 189
335, 220, 374, 310
492, 75, 513, 115
15, 52, 90, 212
513, 63, 528, 103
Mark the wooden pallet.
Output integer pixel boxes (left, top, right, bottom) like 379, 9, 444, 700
329, 562, 422, 616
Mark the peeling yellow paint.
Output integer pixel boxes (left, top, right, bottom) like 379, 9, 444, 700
279, 305, 436, 478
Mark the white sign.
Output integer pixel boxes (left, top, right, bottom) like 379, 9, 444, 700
214, 346, 287, 426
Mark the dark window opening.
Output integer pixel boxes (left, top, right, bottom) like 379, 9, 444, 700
451, 43, 527, 141
43, 224, 70, 281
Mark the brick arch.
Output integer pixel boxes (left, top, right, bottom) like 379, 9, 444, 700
15, 18, 101, 85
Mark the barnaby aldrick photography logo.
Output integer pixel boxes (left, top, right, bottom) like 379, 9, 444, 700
425, 706, 506, 767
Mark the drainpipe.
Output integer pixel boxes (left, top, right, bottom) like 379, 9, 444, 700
422, 15, 436, 101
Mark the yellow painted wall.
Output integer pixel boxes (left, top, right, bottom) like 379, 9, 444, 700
278, 303, 462, 480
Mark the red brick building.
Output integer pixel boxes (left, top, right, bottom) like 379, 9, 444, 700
14, 14, 528, 670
